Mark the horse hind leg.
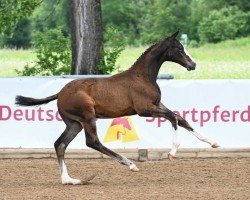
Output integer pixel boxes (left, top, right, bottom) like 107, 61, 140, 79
83, 118, 139, 172
54, 120, 83, 185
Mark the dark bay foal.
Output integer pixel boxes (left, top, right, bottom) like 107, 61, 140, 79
16, 31, 219, 185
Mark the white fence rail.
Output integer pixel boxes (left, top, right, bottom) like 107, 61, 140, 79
0, 77, 249, 149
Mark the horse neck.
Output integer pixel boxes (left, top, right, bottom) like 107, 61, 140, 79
129, 52, 163, 83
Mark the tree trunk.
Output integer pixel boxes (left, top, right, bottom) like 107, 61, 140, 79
69, 0, 103, 74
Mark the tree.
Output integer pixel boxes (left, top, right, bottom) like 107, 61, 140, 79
102, 0, 140, 45
68, 0, 103, 75
1, 0, 104, 75
0, 0, 41, 34
0, 0, 69, 49
140, 0, 192, 44
198, 6, 249, 43
0, 18, 31, 49
30, 0, 70, 38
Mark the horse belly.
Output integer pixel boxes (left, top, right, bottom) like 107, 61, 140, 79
94, 96, 136, 118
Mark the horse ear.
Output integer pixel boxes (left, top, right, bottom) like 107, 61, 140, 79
170, 30, 179, 39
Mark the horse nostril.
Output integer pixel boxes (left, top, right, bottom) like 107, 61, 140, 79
192, 62, 196, 69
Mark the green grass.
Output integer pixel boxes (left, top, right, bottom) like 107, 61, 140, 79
0, 49, 36, 76
0, 37, 250, 78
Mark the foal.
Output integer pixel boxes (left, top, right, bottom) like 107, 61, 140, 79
16, 31, 219, 185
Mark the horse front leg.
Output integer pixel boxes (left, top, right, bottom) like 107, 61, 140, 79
137, 103, 219, 160
175, 114, 220, 148
160, 104, 220, 159
137, 103, 181, 160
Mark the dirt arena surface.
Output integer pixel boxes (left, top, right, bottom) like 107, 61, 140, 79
0, 158, 249, 200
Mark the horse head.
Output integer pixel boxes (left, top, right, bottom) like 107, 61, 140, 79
153, 30, 196, 71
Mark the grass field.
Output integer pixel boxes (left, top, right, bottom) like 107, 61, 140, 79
0, 49, 36, 76
0, 37, 249, 78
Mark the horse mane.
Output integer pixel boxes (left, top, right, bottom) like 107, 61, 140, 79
131, 42, 160, 67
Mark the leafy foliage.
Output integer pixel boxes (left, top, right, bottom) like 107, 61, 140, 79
140, 0, 192, 44
102, 0, 140, 45
30, 0, 70, 37
0, 18, 31, 49
17, 26, 125, 76
1, 0, 250, 76
16, 29, 71, 75
198, 6, 249, 43
0, 0, 41, 34
98, 26, 125, 74
0, 0, 69, 49
1, 0, 250, 48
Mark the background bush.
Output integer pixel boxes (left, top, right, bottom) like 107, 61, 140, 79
16, 29, 71, 76
98, 26, 125, 74
198, 6, 249, 43
17, 26, 124, 75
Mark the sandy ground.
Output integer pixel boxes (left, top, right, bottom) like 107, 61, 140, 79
0, 158, 249, 200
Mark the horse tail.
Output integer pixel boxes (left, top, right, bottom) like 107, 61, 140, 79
15, 94, 58, 106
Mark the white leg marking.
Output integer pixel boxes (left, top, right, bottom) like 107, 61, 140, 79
119, 156, 139, 171
169, 128, 180, 158
60, 160, 81, 185
129, 163, 139, 172
191, 131, 219, 147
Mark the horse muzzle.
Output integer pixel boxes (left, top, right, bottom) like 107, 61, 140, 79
186, 62, 196, 71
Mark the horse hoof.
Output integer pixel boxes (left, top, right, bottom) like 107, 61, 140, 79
211, 143, 220, 148
62, 178, 82, 185
129, 164, 139, 172
168, 153, 174, 161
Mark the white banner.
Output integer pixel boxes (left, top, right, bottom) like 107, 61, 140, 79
0, 77, 249, 149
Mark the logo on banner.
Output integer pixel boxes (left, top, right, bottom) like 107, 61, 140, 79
103, 117, 139, 143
